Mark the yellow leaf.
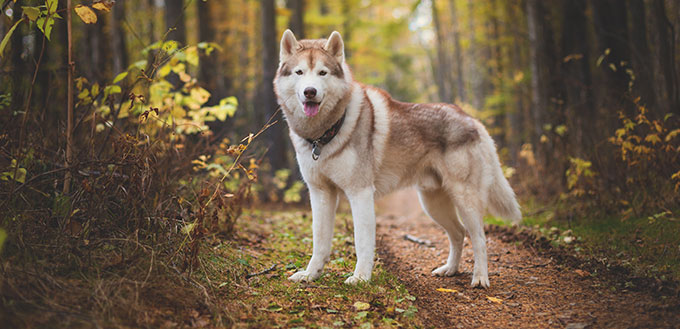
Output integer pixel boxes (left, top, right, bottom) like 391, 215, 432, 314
644, 134, 661, 145
486, 296, 502, 304
666, 129, 680, 142
353, 301, 370, 311
74, 5, 97, 24
436, 288, 458, 293
92, 2, 113, 12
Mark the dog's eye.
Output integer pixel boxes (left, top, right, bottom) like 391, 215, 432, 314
319, 70, 327, 76
295, 70, 303, 75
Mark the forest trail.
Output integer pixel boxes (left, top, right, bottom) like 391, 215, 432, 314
375, 191, 680, 328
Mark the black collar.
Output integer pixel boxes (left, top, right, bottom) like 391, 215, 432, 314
305, 113, 346, 160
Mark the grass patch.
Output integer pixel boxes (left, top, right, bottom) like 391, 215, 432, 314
209, 209, 422, 328
517, 201, 680, 282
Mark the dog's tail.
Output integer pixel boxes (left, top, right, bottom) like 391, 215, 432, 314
488, 164, 522, 225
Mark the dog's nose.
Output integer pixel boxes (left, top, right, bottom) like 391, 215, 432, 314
304, 87, 317, 99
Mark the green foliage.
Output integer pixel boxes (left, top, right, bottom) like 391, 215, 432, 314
0, 159, 27, 184
0, 228, 6, 254
0, 19, 22, 59
565, 157, 594, 193
283, 181, 305, 203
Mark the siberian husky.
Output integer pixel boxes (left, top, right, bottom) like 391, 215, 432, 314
273, 30, 521, 288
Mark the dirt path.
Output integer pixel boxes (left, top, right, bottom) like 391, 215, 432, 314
375, 191, 680, 328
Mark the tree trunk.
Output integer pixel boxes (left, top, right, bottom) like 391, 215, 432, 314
260, 0, 288, 171
10, 2, 25, 111
286, 0, 305, 39
448, 0, 465, 102
591, 0, 631, 109
165, 0, 186, 45
627, 0, 654, 108
341, 0, 352, 59
525, 0, 546, 155
490, 0, 505, 146
111, 1, 128, 75
198, 0, 228, 105
431, 0, 453, 103
650, 0, 678, 114
505, 1, 526, 165
81, 13, 110, 82
561, 0, 594, 155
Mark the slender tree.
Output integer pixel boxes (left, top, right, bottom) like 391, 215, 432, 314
561, 0, 594, 154
165, 0, 186, 45
260, 0, 288, 171
650, 0, 678, 114
591, 0, 631, 110
431, 0, 453, 103
448, 0, 465, 102
287, 0, 305, 39
111, 1, 128, 75
198, 0, 228, 105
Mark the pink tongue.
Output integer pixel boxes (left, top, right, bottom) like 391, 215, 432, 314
304, 102, 320, 117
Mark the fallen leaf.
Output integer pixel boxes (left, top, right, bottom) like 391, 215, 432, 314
486, 296, 503, 304
574, 269, 590, 277
436, 288, 459, 293
353, 301, 370, 311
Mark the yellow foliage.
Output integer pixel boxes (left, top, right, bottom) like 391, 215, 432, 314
74, 5, 97, 24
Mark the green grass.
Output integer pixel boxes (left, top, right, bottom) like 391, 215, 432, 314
199, 209, 422, 328
511, 200, 680, 282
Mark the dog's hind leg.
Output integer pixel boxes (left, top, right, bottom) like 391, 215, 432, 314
450, 191, 489, 288
417, 188, 465, 277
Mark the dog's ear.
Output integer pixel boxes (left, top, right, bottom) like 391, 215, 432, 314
280, 29, 299, 62
324, 31, 345, 63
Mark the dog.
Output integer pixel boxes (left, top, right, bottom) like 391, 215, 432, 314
273, 30, 521, 288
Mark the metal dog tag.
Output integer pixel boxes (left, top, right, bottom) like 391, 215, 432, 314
311, 141, 321, 160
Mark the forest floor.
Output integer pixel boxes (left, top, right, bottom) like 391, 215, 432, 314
3, 190, 679, 328
374, 190, 680, 328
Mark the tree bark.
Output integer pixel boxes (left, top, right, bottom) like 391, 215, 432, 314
448, 0, 465, 102
287, 0, 305, 39
650, 0, 678, 114
591, 0, 631, 108
111, 1, 128, 75
165, 0, 186, 45
525, 0, 547, 156
627, 0, 654, 108
260, 0, 288, 171
198, 0, 228, 105
431, 0, 453, 103
64, 0, 74, 195
10, 2, 25, 111
561, 0, 594, 155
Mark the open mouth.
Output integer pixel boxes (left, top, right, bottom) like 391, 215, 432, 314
303, 101, 320, 117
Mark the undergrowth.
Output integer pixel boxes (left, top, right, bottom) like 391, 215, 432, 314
0, 39, 264, 327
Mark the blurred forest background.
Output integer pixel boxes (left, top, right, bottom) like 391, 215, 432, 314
0, 0, 679, 327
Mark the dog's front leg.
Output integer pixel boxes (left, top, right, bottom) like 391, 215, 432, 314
345, 187, 376, 284
289, 185, 337, 282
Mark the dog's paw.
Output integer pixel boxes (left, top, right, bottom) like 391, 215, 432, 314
432, 264, 458, 277
288, 270, 321, 282
470, 273, 490, 288
344, 274, 370, 285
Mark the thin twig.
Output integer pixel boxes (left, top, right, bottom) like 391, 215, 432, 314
403, 234, 433, 247
246, 264, 277, 279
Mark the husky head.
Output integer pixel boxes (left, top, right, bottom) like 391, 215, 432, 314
274, 30, 352, 137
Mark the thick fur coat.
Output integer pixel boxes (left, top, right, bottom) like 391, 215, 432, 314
273, 30, 521, 287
